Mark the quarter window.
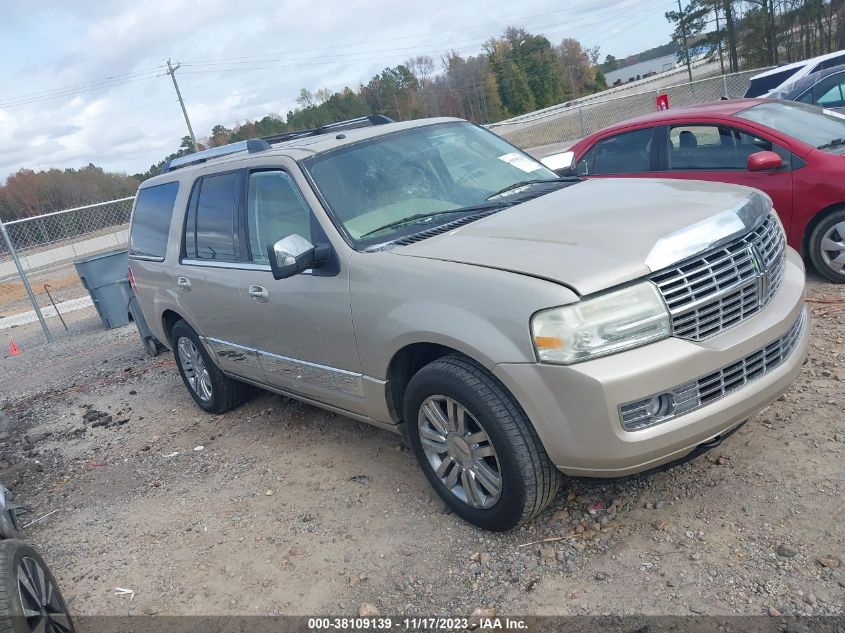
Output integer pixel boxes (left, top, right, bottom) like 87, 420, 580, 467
129, 182, 179, 260
576, 128, 653, 175
246, 171, 313, 263
192, 172, 238, 261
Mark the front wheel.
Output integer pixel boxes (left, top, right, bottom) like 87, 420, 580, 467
809, 208, 845, 283
404, 354, 561, 531
0, 540, 75, 633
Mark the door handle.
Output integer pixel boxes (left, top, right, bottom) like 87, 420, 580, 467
176, 276, 192, 291
248, 284, 269, 303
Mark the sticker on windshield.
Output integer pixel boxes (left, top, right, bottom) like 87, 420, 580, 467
498, 152, 541, 173
823, 108, 845, 120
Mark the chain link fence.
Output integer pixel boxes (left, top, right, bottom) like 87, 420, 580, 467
0, 67, 773, 355
0, 197, 135, 353
488, 68, 767, 153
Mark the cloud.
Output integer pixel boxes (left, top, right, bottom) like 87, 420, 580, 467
1, 0, 671, 179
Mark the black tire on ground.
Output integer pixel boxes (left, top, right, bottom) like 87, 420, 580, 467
808, 207, 845, 283
171, 319, 249, 414
403, 354, 561, 531
0, 539, 75, 633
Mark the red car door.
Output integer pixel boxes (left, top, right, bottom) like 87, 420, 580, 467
654, 122, 794, 227
573, 126, 661, 180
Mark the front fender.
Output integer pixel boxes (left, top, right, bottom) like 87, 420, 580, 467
350, 252, 578, 380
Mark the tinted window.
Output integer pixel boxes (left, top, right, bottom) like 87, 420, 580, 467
744, 68, 798, 97
667, 124, 783, 170
817, 54, 845, 71
194, 172, 237, 261
247, 171, 312, 263
813, 74, 845, 107
129, 182, 179, 260
576, 128, 653, 175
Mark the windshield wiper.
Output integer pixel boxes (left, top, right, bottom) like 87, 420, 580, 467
486, 178, 564, 200
817, 138, 845, 149
360, 203, 506, 239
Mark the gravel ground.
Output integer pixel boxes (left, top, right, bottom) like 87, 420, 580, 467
0, 275, 843, 618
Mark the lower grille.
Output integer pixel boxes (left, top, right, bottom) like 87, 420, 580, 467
619, 308, 806, 431
697, 307, 805, 405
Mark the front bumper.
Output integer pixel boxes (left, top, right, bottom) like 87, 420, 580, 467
493, 248, 809, 477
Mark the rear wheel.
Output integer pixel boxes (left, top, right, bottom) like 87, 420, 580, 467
404, 354, 561, 531
809, 208, 845, 283
171, 320, 249, 413
0, 540, 75, 633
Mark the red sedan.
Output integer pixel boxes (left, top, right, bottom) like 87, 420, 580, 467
561, 99, 845, 282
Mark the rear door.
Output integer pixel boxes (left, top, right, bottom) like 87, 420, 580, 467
175, 171, 264, 381
573, 127, 660, 180
655, 122, 794, 227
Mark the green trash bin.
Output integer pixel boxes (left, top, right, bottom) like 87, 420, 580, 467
74, 250, 131, 329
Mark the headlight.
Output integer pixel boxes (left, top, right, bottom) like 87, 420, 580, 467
531, 282, 670, 364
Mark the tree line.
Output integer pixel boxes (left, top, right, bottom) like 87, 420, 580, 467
134, 27, 607, 180
665, 0, 844, 72
0, 165, 138, 222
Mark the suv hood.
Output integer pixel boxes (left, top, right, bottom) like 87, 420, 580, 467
392, 178, 769, 296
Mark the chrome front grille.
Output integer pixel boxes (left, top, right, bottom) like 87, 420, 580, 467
651, 213, 786, 341
619, 308, 806, 431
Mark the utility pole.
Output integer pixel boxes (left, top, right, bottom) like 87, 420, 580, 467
715, 7, 728, 97
678, 0, 694, 84
166, 59, 198, 152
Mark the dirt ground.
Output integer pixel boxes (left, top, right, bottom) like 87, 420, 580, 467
0, 275, 843, 619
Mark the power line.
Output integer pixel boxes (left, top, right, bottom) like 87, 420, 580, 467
178, 0, 656, 66
178, 4, 669, 78
0, 66, 166, 109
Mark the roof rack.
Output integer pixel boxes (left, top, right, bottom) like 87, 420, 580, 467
162, 138, 271, 173
261, 114, 394, 144
159, 115, 395, 174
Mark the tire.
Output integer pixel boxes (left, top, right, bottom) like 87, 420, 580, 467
404, 354, 561, 531
0, 540, 75, 633
171, 320, 249, 414
808, 207, 845, 283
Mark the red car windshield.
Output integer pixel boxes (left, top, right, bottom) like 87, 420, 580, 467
736, 100, 845, 151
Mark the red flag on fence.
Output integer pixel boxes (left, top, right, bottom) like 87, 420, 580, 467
8, 338, 21, 356
656, 94, 670, 111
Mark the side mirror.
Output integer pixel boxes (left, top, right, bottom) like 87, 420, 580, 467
747, 151, 783, 172
540, 151, 575, 177
267, 234, 330, 280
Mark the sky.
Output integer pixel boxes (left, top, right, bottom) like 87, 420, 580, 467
0, 0, 674, 180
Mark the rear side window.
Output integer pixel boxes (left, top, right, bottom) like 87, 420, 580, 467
186, 172, 238, 261
129, 182, 180, 260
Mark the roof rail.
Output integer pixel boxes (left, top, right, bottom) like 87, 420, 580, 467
162, 138, 272, 173
261, 114, 394, 145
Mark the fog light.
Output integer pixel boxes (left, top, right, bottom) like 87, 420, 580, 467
645, 393, 675, 418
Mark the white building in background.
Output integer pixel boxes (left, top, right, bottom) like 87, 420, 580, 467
605, 54, 678, 85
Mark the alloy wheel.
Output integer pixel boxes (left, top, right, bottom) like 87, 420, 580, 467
18, 556, 73, 633
820, 220, 845, 275
177, 337, 213, 401
417, 395, 502, 509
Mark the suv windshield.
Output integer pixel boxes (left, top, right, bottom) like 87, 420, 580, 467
736, 100, 845, 151
302, 121, 561, 247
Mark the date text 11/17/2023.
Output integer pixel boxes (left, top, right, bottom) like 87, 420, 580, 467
307, 616, 529, 630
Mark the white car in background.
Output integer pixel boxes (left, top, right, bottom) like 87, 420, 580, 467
744, 49, 845, 97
